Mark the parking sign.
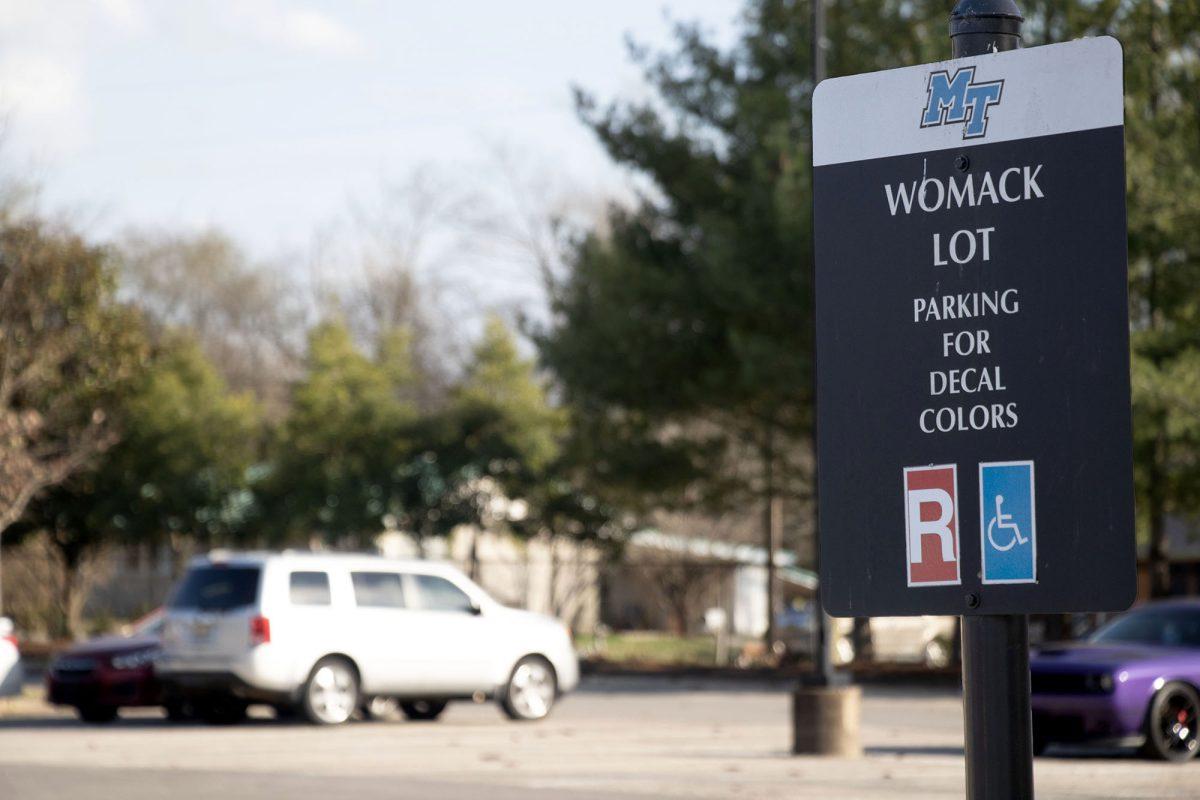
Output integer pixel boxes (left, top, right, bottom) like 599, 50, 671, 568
814, 38, 1136, 616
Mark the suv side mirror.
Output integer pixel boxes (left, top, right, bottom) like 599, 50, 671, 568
467, 602, 483, 616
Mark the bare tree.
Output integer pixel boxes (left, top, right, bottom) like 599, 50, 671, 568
307, 168, 479, 405
468, 142, 610, 288
0, 218, 145, 610
629, 553, 720, 636
1, 532, 112, 639
119, 229, 306, 418
547, 535, 601, 631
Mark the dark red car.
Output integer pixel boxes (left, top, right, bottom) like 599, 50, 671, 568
46, 610, 179, 723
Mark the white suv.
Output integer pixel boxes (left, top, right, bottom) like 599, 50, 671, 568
157, 552, 579, 725
0, 617, 22, 698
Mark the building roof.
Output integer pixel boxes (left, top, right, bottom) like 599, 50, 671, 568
629, 530, 818, 589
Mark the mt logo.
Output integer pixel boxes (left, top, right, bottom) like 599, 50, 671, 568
920, 66, 1004, 139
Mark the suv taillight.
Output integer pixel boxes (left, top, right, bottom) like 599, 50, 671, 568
2, 635, 16, 649
250, 615, 270, 645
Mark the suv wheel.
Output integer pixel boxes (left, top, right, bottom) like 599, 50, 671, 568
500, 656, 557, 722
923, 638, 951, 669
1141, 681, 1200, 762
301, 656, 359, 725
198, 696, 248, 725
360, 696, 399, 721
400, 700, 447, 721
76, 704, 118, 724
164, 699, 195, 723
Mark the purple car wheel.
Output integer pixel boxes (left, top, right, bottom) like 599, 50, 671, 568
1143, 682, 1200, 763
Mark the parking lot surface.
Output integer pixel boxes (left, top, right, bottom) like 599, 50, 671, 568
0, 677, 1195, 799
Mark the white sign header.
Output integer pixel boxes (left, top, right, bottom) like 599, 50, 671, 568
813, 37, 1123, 167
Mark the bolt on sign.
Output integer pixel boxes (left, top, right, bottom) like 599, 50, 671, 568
813, 37, 1135, 617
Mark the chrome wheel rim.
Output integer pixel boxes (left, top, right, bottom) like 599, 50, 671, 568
366, 696, 398, 719
925, 640, 950, 669
309, 663, 356, 724
510, 661, 555, 720
1158, 691, 1199, 757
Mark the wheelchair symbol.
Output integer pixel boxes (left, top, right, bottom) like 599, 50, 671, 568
986, 494, 1028, 552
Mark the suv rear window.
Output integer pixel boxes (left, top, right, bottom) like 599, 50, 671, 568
169, 566, 260, 611
289, 571, 332, 606
351, 572, 405, 608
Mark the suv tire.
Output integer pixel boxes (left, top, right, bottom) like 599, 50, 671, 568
164, 699, 194, 723
400, 700, 447, 721
76, 704, 118, 724
500, 656, 557, 722
198, 696, 248, 725
301, 656, 359, 726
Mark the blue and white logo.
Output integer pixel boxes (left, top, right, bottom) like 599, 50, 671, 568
979, 461, 1036, 584
921, 67, 1004, 139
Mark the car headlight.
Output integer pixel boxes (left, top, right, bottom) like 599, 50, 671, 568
1083, 672, 1115, 693
111, 650, 158, 670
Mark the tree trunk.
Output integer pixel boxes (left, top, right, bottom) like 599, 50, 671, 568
668, 594, 689, 636
60, 557, 87, 640
1144, 0, 1170, 601
851, 618, 872, 663
417, 523, 430, 559
762, 426, 780, 648
1148, 419, 1171, 597
548, 535, 559, 617
468, 527, 481, 581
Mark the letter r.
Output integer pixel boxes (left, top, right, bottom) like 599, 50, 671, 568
907, 488, 957, 563
905, 464, 961, 586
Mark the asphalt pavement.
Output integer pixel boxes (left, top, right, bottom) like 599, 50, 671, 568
0, 676, 1194, 799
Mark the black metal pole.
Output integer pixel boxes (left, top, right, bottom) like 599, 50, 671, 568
950, 0, 1023, 59
813, 0, 827, 83
961, 615, 1034, 798
949, 3, 1032, 799
808, 0, 835, 689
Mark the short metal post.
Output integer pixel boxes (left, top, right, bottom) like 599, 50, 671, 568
961, 615, 1034, 799
948, 4, 1032, 798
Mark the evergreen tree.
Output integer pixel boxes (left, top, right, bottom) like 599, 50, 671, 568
1098, 1, 1200, 594
266, 320, 418, 544
538, 0, 955, 641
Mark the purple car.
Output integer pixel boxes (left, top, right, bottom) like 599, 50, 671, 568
1031, 600, 1200, 762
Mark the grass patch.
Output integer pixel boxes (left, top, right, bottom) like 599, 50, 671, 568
576, 631, 718, 666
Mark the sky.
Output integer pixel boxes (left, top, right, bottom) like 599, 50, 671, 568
0, 0, 741, 318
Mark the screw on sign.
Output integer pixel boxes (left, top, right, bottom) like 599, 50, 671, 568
811, 2, 1135, 798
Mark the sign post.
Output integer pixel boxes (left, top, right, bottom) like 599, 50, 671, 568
951, 6, 1035, 798
811, 2, 1134, 797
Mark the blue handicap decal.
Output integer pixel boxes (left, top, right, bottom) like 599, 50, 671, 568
979, 461, 1036, 584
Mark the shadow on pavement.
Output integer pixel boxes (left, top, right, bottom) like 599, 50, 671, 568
1041, 746, 1141, 761
866, 745, 965, 757
0, 764, 641, 800
866, 744, 1146, 762
0, 714, 321, 731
